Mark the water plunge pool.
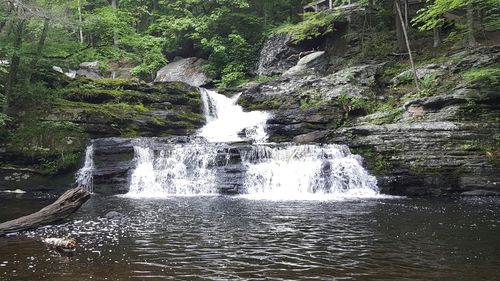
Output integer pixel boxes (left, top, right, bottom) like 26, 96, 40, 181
1, 194, 499, 281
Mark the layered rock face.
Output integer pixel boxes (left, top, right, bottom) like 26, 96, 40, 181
239, 47, 500, 196
0, 76, 205, 190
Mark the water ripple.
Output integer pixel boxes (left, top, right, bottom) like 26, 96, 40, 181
0, 196, 499, 281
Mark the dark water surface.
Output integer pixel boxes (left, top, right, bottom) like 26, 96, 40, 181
0, 194, 499, 281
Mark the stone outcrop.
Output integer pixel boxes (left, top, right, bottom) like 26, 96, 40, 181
256, 33, 303, 76
239, 63, 384, 141
154, 57, 211, 87
76, 61, 103, 79
238, 46, 500, 196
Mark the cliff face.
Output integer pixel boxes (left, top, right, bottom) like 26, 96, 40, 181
238, 46, 500, 196
0, 76, 205, 191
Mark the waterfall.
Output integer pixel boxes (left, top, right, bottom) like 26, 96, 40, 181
117, 88, 381, 199
241, 145, 378, 200
75, 144, 94, 193
198, 88, 269, 143
126, 141, 220, 198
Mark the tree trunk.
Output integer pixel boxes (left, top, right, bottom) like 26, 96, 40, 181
394, 0, 420, 91
403, 0, 408, 28
433, 26, 441, 48
394, 0, 406, 52
112, 0, 118, 47
0, 188, 91, 236
26, 18, 49, 84
467, 3, 477, 48
3, 19, 25, 114
78, 0, 84, 44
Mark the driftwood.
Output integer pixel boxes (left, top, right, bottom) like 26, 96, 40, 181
0, 187, 90, 236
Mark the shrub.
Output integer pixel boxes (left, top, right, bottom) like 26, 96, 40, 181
275, 11, 338, 44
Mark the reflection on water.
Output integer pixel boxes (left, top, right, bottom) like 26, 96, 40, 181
0, 194, 499, 281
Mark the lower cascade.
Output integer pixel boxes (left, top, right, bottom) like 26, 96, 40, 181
127, 142, 220, 197
242, 144, 378, 199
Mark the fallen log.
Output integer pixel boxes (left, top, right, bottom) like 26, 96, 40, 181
0, 187, 91, 236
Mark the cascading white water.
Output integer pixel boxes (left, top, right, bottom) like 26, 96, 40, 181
241, 144, 379, 200
123, 88, 381, 199
126, 142, 220, 198
75, 144, 95, 194
198, 88, 269, 143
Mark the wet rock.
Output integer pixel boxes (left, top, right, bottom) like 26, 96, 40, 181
460, 190, 499, 196
154, 57, 211, 87
105, 211, 126, 220
237, 46, 500, 196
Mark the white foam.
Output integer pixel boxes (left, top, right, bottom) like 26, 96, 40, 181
198, 88, 269, 143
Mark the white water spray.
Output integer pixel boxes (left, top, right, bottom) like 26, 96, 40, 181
241, 144, 379, 200
76, 144, 94, 193
126, 142, 220, 198
198, 88, 269, 143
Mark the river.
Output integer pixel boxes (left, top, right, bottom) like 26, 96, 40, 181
1, 194, 499, 280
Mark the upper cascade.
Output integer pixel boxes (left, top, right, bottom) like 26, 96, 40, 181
198, 88, 269, 143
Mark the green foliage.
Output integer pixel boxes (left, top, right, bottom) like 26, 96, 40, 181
353, 30, 395, 61
413, 0, 499, 31
40, 151, 82, 175
413, 0, 500, 47
417, 75, 439, 97
463, 67, 500, 87
275, 11, 337, 43
7, 120, 84, 159
0, 113, 10, 129
84, 6, 135, 44
202, 33, 256, 87
121, 34, 167, 78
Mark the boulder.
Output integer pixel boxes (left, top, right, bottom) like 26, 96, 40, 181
452, 46, 500, 72
76, 61, 103, 79
105, 211, 127, 220
256, 33, 302, 76
391, 64, 447, 85
154, 57, 211, 87
283, 51, 327, 76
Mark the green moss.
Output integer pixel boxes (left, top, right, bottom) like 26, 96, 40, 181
5, 117, 87, 175
123, 129, 140, 138
39, 151, 83, 175
7, 120, 85, 157
350, 146, 392, 175
300, 97, 323, 110
463, 67, 500, 88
